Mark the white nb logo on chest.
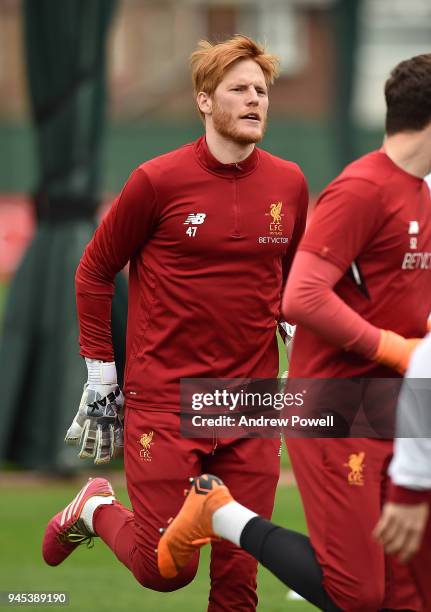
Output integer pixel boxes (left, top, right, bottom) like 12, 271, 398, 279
184, 213, 206, 225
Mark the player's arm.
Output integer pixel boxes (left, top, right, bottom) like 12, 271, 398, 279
376, 434, 431, 564
282, 180, 423, 373
278, 175, 308, 369
76, 167, 158, 360
377, 438, 431, 564
280, 175, 308, 295
374, 337, 431, 561
66, 167, 159, 463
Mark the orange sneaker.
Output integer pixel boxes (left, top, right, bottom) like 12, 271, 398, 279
157, 474, 233, 578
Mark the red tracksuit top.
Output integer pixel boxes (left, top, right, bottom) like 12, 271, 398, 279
76, 136, 308, 411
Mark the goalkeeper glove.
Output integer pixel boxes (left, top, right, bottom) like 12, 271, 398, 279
374, 330, 422, 374
65, 359, 124, 464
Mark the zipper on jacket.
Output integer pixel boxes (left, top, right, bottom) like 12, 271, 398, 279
231, 172, 241, 238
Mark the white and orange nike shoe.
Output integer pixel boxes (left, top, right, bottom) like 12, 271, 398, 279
42, 477, 115, 566
157, 474, 233, 578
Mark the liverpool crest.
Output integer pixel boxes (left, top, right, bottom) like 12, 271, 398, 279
266, 202, 284, 235
139, 431, 154, 462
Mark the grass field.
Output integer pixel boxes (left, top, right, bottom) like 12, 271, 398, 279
0, 481, 314, 611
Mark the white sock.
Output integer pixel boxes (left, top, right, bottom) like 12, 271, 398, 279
81, 495, 115, 533
212, 501, 257, 546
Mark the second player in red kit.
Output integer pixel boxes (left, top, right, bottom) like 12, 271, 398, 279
283, 54, 431, 611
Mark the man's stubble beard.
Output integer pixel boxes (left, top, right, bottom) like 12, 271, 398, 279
211, 102, 267, 145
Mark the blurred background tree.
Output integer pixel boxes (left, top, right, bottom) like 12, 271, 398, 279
0, 0, 127, 472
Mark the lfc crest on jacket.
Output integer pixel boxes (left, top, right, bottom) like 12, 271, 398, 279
266, 202, 284, 236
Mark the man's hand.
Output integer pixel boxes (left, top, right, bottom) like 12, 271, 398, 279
373, 501, 429, 563
65, 360, 124, 464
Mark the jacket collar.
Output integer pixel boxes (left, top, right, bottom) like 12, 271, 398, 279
194, 136, 259, 178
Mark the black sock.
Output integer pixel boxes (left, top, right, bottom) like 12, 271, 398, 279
240, 516, 342, 611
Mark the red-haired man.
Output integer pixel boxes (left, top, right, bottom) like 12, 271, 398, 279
42, 35, 308, 610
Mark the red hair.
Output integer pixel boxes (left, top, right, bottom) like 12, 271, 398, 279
190, 35, 279, 118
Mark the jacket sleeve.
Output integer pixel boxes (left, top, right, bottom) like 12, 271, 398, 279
280, 175, 308, 324
282, 250, 380, 358
75, 167, 158, 361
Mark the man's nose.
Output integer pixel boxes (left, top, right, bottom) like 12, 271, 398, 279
246, 88, 259, 105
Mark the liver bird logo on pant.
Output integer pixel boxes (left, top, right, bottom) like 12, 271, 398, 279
139, 431, 154, 461
344, 452, 365, 486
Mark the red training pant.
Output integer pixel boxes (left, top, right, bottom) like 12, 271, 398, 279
287, 438, 422, 612
94, 407, 280, 611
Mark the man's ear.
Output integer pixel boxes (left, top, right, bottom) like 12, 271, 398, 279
197, 91, 212, 117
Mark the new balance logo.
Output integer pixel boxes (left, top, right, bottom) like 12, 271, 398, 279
408, 221, 419, 235
184, 213, 206, 225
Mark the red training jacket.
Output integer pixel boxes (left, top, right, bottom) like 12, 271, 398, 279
76, 136, 308, 411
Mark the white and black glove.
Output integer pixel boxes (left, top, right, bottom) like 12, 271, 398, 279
65, 359, 124, 464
